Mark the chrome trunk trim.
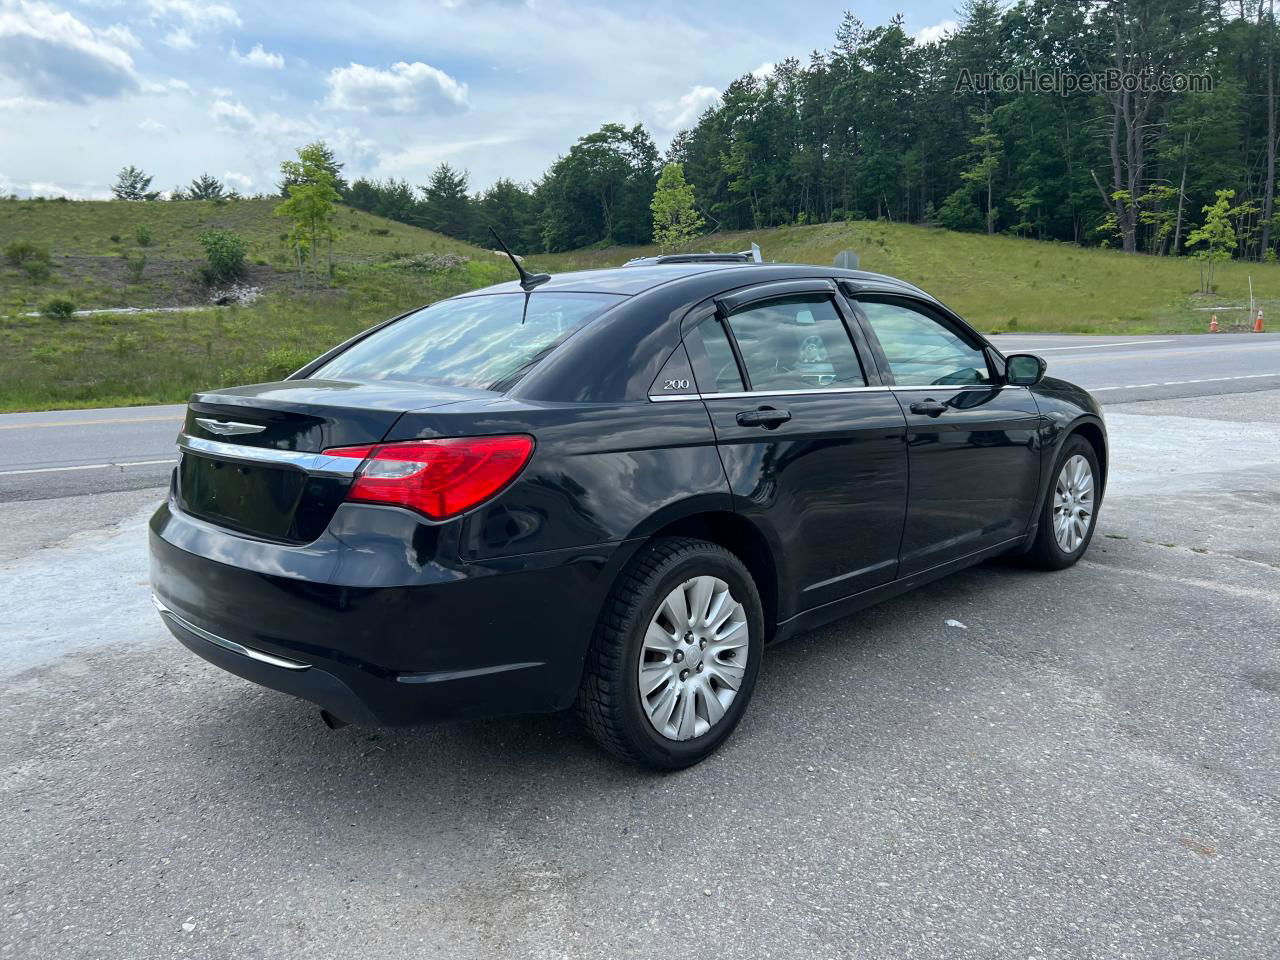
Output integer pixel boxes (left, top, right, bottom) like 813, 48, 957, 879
177, 434, 360, 477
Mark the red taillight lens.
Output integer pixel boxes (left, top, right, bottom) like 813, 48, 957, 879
325, 435, 534, 520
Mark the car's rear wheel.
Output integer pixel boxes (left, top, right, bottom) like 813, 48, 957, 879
576, 537, 764, 769
1023, 434, 1101, 570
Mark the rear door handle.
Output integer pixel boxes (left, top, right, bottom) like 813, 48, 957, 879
736, 407, 792, 429
909, 400, 948, 417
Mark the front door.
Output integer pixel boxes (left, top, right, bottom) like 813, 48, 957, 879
686, 284, 908, 613
850, 294, 1042, 576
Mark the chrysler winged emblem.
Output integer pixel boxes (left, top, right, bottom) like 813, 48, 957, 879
195, 418, 267, 437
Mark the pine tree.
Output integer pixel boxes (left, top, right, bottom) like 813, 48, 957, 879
187, 173, 226, 201
112, 166, 159, 201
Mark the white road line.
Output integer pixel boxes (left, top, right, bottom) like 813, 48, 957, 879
0, 458, 176, 477
1003, 339, 1177, 352
1092, 373, 1280, 392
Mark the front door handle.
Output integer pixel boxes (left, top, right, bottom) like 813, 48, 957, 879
736, 407, 792, 429
909, 399, 948, 417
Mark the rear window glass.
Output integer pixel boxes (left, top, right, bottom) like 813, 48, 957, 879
313, 292, 625, 390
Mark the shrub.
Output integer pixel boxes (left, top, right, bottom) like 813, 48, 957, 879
226, 346, 313, 385
134, 225, 153, 247
109, 234, 122, 243
5, 238, 48, 266
199, 229, 248, 285
110, 332, 141, 356
122, 252, 147, 283
42, 297, 77, 320
369, 227, 390, 236
23, 260, 52, 283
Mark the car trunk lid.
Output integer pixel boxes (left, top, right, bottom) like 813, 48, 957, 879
176, 379, 485, 542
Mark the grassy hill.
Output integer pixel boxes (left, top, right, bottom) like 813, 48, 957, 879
2, 200, 1275, 411
1, 198, 508, 410
533, 221, 1280, 336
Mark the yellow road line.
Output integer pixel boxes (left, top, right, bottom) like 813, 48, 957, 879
0, 415, 181, 431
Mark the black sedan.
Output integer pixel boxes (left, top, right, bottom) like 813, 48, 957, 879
150, 253, 1106, 769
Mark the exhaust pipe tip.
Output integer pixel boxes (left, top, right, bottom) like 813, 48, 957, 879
319, 709, 349, 731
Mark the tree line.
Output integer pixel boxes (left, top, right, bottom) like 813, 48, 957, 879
106, 1, 1280, 264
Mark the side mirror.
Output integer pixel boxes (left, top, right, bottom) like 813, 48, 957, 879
1004, 353, 1047, 386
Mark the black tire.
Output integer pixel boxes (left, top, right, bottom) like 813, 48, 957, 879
575, 537, 764, 770
1023, 434, 1101, 570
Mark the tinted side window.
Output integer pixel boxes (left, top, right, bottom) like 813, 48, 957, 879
687, 317, 745, 393
724, 296, 865, 392
859, 300, 991, 386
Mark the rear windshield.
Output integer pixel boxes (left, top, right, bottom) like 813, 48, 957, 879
313, 292, 625, 390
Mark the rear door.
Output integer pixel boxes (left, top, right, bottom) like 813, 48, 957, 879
686, 280, 908, 612
847, 293, 1042, 575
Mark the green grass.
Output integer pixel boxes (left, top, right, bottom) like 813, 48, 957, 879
531, 221, 1280, 335
0, 196, 508, 410
0, 197, 479, 260
0, 259, 509, 411
3, 202, 1275, 411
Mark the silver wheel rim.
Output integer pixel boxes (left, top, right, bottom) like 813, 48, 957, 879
1053, 454, 1095, 553
638, 576, 749, 741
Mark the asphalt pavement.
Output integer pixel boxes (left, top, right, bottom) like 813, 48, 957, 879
1, 337, 1279, 958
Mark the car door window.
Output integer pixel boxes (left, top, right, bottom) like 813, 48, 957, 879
724, 296, 865, 392
687, 317, 745, 393
859, 300, 991, 386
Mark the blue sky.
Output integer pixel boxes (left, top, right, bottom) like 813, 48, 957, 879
0, 0, 959, 199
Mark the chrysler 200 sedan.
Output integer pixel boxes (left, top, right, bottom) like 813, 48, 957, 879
150, 253, 1106, 769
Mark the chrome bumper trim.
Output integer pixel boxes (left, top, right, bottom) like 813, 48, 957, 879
177, 434, 360, 477
152, 596, 311, 671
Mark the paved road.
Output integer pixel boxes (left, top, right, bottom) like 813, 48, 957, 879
2, 333, 1278, 503
2, 390, 1278, 958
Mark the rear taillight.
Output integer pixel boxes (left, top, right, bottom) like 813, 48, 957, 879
325, 435, 534, 520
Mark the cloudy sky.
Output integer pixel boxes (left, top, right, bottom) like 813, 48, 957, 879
0, 0, 956, 199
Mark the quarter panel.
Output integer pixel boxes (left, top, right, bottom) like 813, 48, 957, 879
384, 399, 728, 560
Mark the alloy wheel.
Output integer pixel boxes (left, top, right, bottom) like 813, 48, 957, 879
1053, 453, 1095, 553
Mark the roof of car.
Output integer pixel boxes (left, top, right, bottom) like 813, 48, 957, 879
470, 261, 936, 301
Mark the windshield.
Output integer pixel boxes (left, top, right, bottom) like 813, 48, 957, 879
313, 292, 625, 390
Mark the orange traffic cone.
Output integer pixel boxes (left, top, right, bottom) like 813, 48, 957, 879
1210, 315, 1219, 333
1256, 308, 1266, 333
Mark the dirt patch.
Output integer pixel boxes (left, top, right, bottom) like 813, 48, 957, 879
49, 255, 298, 308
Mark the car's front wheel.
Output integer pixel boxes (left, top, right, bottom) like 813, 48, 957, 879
576, 537, 764, 769
1024, 434, 1101, 570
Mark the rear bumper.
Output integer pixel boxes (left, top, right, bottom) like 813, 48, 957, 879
149, 501, 636, 726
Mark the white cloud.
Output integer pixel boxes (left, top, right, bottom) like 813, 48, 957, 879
326, 61, 469, 115
148, 0, 238, 50
751, 62, 774, 80
162, 28, 193, 50
231, 42, 283, 69
147, 0, 239, 31
209, 97, 255, 132
0, 170, 108, 199
101, 24, 140, 49
222, 170, 253, 191
653, 84, 720, 130
378, 135, 515, 172
915, 19, 957, 45
138, 117, 165, 132
0, 0, 141, 102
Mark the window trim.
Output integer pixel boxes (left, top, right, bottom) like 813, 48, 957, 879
847, 293, 996, 387
714, 289, 869, 395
